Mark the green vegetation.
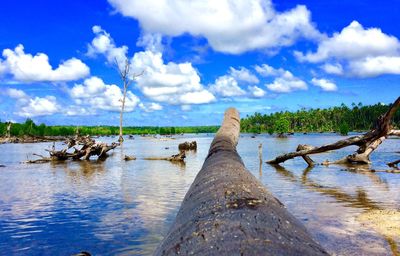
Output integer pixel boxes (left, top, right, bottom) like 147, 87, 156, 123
241, 102, 400, 134
1, 102, 399, 137
0, 119, 219, 137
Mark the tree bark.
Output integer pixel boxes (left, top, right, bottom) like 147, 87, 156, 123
155, 108, 328, 256
118, 81, 127, 143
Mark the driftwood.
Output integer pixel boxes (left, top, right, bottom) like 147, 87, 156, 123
155, 108, 327, 255
27, 136, 119, 163
124, 155, 137, 161
268, 97, 400, 166
387, 159, 400, 169
144, 151, 185, 162
178, 141, 197, 151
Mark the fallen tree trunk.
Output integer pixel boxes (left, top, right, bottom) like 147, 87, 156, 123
155, 108, 327, 255
144, 151, 186, 162
268, 97, 400, 166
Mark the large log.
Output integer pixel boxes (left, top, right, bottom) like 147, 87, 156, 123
155, 108, 328, 255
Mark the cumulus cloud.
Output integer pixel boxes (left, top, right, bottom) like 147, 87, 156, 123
108, 0, 322, 54
130, 50, 215, 105
139, 102, 163, 112
0, 44, 89, 82
209, 66, 262, 98
255, 64, 307, 93
209, 75, 246, 97
248, 86, 266, 97
229, 67, 259, 84
70, 76, 140, 112
5, 88, 60, 117
311, 78, 338, 91
87, 25, 128, 65
87, 26, 215, 106
295, 21, 400, 77
321, 63, 343, 75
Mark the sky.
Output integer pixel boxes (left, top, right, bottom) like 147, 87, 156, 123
0, 0, 399, 126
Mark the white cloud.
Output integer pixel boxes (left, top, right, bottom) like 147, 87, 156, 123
64, 106, 96, 116
108, 0, 322, 54
87, 27, 215, 106
311, 78, 338, 91
266, 74, 307, 93
5, 88, 60, 117
255, 64, 286, 77
296, 21, 400, 77
249, 85, 266, 97
348, 56, 400, 77
19, 96, 60, 117
136, 33, 164, 52
87, 25, 128, 65
229, 67, 259, 84
0, 44, 89, 82
209, 67, 264, 98
139, 102, 163, 112
321, 63, 343, 75
130, 50, 215, 105
209, 75, 246, 97
70, 76, 140, 112
255, 64, 308, 93
6, 88, 29, 100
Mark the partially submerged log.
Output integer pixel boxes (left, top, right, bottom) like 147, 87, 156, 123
155, 108, 327, 255
268, 97, 400, 166
27, 136, 119, 163
144, 151, 185, 162
387, 159, 400, 169
178, 141, 197, 151
124, 155, 137, 161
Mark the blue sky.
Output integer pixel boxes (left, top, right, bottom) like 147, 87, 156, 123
0, 0, 399, 126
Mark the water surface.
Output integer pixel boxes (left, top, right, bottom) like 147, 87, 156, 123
0, 134, 399, 255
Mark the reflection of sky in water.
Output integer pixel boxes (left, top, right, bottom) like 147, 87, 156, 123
0, 134, 399, 255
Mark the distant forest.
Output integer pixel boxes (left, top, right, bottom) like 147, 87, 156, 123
0, 102, 399, 137
241, 102, 400, 135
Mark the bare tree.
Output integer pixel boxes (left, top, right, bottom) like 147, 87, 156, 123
115, 59, 143, 143
6, 122, 12, 138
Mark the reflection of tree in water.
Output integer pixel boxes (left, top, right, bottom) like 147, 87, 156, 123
51, 159, 106, 181
272, 165, 399, 255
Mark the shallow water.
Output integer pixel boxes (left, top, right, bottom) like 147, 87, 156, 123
0, 134, 399, 255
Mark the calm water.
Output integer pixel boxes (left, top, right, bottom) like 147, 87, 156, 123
0, 134, 399, 255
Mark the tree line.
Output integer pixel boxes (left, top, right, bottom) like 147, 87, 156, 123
1, 102, 399, 137
0, 119, 219, 137
241, 102, 400, 135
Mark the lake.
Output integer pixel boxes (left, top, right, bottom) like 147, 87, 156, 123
0, 134, 399, 255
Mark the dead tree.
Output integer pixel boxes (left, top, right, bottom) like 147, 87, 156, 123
155, 108, 327, 255
268, 97, 400, 166
6, 122, 11, 138
27, 136, 119, 163
115, 59, 143, 143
